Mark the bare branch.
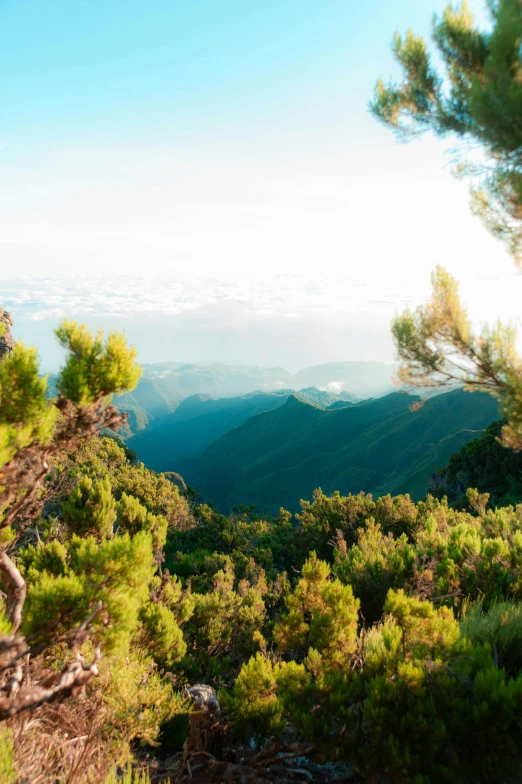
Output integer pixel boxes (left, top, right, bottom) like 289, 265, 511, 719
0, 651, 101, 720
0, 549, 26, 633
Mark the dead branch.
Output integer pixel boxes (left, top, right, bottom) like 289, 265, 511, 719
0, 397, 127, 534
0, 548, 27, 632
0, 649, 101, 720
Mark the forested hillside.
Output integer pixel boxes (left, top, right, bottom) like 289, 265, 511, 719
191, 388, 499, 513
127, 386, 357, 478
2, 314, 522, 784
429, 419, 522, 509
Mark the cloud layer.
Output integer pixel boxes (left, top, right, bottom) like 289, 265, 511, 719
2, 273, 416, 323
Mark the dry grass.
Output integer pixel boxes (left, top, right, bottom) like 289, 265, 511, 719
7, 693, 116, 784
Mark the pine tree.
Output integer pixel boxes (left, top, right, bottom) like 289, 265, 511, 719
0, 318, 141, 718
371, 0, 522, 261
372, 2, 522, 449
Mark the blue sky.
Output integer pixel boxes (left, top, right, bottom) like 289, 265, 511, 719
1, 0, 460, 148
1, 0, 517, 371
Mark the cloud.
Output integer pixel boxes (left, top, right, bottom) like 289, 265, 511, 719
321, 381, 346, 394
3, 273, 416, 325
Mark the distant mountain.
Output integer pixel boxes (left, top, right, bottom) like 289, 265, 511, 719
191, 389, 499, 514
116, 362, 293, 433
115, 360, 393, 433
294, 386, 357, 407
127, 386, 358, 479
291, 361, 396, 399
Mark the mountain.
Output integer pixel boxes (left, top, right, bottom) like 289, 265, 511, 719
290, 361, 396, 399
294, 386, 357, 407
127, 386, 358, 479
191, 388, 500, 513
116, 362, 293, 432
114, 360, 393, 433
429, 419, 522, 508
128, 390, 291, 477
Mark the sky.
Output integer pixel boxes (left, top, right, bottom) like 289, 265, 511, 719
1, 0, 519, 372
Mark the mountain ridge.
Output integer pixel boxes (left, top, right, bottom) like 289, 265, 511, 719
191, 388, 499, 513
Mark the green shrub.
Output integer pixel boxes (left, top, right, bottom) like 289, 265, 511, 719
460, 599, 522, 676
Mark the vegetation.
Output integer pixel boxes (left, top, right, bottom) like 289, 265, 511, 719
371, 0, 522, 263
179, 486, 522, 783
372, 0, 522, 450
0, 317, 521, 782
1, 2, 521, 781
191, 388, 498, 513
126, 388, 357, 478
127, 390, 291, 476
430, 419, 522, 508
0, 322, 191, 780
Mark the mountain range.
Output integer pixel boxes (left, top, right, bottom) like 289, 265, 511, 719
127, 386, 357, 477
116, 360, 396, 433
116, 360, 500, 515
190, 388, 499, 513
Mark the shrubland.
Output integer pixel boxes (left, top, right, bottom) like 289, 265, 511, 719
1, 0, 522, 780
2, 317, 522, 782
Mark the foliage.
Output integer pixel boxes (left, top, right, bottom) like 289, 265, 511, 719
104, 770, 151, 784
0, 320, 141, 532
0, 341, 56, 469
183, 557, 267, 682
373, 2, 522, 451
97, 652, 185, 752
3, 317, 522, 781
334, 519, 416, 623
274, 553, 360, 666
62, 475, 117, 539
117, 492, 168, 552
371, 0, 522, 262
460, 598, 522, 675
391, 266, 522, 449
55, 320, 141, 406
0, 725, 16, 784
430, 419, 522, 508
220, 653, 286, 743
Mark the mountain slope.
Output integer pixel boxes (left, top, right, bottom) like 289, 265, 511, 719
128, 386, 358, 478
191, 389, 500, 513
128, 391, 291, 477
116, 362, 293, 432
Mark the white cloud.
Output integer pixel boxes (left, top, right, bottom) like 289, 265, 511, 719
321, 381, 346, 394
2, 140, 521, 370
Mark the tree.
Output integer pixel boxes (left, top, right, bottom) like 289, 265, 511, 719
371, 0, 522, 262
0, 318, 141, 718
371, 1, 522, 449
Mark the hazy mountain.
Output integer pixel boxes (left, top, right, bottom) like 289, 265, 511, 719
128, 390, 290, 477
116, 362, 293, 432
115, 360, 392, 433
191, 388, 499, 514
291, 361, 396, 399
294, 386, 357, 407
127, 386, 358, 478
